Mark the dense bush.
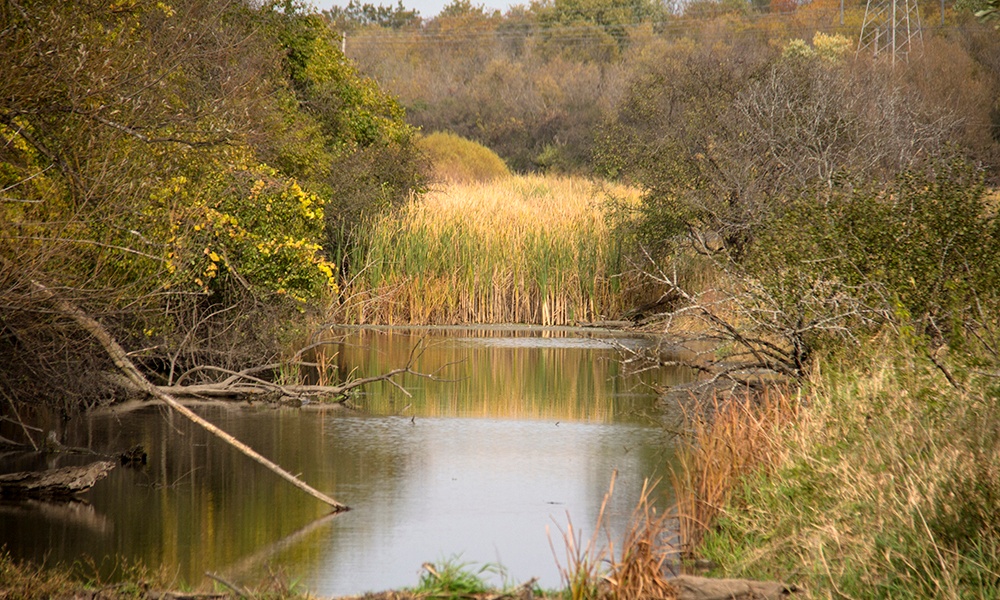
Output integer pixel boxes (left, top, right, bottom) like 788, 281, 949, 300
417, 131, 511, 182
0, 0, 424, 405
752, 159, 999, 346
591, 22, 1000, 382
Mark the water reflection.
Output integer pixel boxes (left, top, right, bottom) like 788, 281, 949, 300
318, 326, 690, 423
0, 328, 689, 596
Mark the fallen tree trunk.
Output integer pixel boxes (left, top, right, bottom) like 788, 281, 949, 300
672, 575, 801, 600
0, 461, 116, 500
154, 367, 418, 400
32, 281, 349, 513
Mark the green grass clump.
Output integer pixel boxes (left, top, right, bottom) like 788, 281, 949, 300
411, 557, 497, 599
690, 336, 1000, 598
417, 131, 510, 183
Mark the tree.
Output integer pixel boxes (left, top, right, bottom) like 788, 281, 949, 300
533, 0, 672, 46
324, 0, 422, 30
599, 36, 960, 258
600, 33, 996, 386
0, 0, 424, 406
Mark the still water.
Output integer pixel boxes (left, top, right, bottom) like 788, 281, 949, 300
0, 327, 691, 595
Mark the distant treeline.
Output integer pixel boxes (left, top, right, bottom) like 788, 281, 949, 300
333, 0, 1000, 175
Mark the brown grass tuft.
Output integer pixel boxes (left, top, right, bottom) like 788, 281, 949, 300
605, 480, 677, 600
671, 387, 799, 554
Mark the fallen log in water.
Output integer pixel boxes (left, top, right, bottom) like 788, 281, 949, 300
0, 461, 116, 500
31, 280, 350, 513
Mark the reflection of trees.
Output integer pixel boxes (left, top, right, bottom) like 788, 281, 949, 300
45, 405, 413, 586
0, 498, 112, 535
5, 329, 684, 591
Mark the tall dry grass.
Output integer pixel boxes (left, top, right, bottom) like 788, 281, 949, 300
675, 335, 1000, 597
336, 175, 642, 325
606, 480, 677, 600
671, 388, 800, 555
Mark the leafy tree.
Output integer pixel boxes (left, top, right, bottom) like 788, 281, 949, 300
324, 0, 422, 29
751, 159, 999, 347
532, 0, 672, 54
599, 37, 963, 258
267, 4, 425, 237
0, 0, 424, 405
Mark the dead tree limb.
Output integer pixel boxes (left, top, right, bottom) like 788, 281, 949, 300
0, 461, 116, 499
30, 281, 350, 512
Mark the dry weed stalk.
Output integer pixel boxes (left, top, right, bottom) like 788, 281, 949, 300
605, 479, 677, 600
548, 471, 616, 600
672, 387, 798, 553
551, 473, 681, 600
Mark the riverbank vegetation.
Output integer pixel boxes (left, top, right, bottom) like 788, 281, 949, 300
684, 340, 1000, 597
604, 18, 1000, 598
0, 0, 425, 410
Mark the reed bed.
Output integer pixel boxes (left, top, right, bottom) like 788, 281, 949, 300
336, 175, 641, 325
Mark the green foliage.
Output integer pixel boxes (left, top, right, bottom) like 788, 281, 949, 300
325, 0, 422, 29
440, 0, 499, 18
412, 557, 495, 599
0, 0, 424, 404
266, 3, 426, 247
417, 131, 511, 182
533, 0, 672, 51
752, 159, 999, 345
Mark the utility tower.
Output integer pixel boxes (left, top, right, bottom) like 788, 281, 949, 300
858, 0, 923, 64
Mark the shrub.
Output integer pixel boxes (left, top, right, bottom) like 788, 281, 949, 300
417, 131, 511, 183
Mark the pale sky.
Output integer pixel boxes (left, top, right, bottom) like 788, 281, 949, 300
310, 0, 517, 19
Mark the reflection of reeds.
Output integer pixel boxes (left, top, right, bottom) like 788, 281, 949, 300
324, 328, 689, 422
336, 175, 642, 325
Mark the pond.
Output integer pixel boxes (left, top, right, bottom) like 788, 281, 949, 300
0, 326, 692, 596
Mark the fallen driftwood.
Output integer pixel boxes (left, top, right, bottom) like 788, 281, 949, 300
672, 575, 801, 600
32, 281, 350, 512
0, 461, 116, 500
